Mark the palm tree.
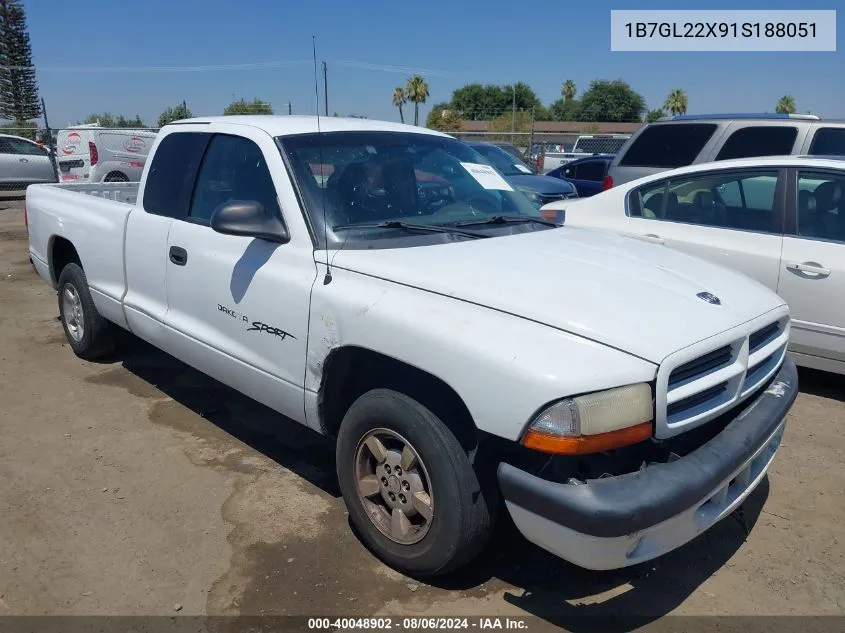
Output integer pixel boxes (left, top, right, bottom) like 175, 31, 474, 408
663, 89, 688, 116
392, 87, 406, 123
406, 75, 429, 126
561, 79, 576, 101
775, 95, 796, 114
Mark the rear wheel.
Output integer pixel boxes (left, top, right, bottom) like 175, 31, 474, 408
337, 389, 493, 576
57, 263, 118, 360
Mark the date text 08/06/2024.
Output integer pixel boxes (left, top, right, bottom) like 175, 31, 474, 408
307, 617, 529, 630
624, 22, 817, 39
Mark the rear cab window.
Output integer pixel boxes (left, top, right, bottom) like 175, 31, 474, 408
618, 124, 717, 168
808, 127, 845, 156
715, 126, 798, 160
142, 131, 211, 219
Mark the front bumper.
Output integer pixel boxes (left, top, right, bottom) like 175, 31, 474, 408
498, 358, 798, 570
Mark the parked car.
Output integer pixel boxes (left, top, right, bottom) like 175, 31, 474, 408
56, 124, 157, 183
546, 154, 614, 197
26, 115, 797, 576
605, 113, 845, 190
544, 155, 845, 374
466, 141, 578, 206
528, 135, 630, 174
0, 133, 57, 197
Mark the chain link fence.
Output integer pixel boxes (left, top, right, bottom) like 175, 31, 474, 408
0, 125, 163, 197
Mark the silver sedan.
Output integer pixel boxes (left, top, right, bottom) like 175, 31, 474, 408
0, 134, 57, 198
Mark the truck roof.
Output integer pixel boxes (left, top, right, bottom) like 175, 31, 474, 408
168, 115, 452, 138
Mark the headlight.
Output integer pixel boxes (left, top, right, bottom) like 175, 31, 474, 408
522, 383, 653, 455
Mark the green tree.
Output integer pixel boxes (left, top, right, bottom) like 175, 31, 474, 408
0, 0, 40, 123
450, 82, 540, 120
0, 117, 33, 139
578, 80, 646, 122
223, 98, 273, 115
157, 102, 192, 127
392, 87, 406, 123
663, 89, 688, 116
406, 75, 429, 126
84, 113, 146, 128
775, 95, 796, 114
490, 110, 533, 140
426, 102, 462, 133
645, 108, 665, 123
561, 79, 576, 101
548, 98, 581, 121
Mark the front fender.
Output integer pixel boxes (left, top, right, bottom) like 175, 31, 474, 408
305, 265, 657, 442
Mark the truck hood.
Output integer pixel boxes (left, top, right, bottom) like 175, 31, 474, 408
330, 226, 786, 363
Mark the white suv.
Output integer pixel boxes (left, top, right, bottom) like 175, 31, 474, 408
606, 114, 845, 189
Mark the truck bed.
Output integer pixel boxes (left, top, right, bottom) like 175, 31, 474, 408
42, 181, 140, 204
26, 182, 137, 329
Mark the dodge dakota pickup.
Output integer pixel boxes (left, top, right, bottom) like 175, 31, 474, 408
26, 116, 798, 576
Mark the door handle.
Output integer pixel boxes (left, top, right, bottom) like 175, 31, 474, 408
785, 261, 830, 277
642, 233, 665, 244
169, 246, 188, 266
18, 158, 28, 163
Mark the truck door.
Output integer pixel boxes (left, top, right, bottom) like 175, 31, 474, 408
123, 131, 211, 343
163, 129, 316, 424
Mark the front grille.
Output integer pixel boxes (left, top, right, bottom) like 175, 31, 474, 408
669, 345, 732, 387
657, 316, 789, 438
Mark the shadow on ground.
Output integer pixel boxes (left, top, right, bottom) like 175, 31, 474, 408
100, 335, 765, 630
798, 366, 845, 403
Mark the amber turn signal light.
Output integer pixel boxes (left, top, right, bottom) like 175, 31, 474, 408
522, 421, 653, 455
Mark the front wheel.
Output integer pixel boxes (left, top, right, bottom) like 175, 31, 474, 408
336, 389, 493, 576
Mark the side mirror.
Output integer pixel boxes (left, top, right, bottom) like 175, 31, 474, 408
210, 200, 290, 244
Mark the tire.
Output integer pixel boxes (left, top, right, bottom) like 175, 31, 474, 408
57, 262, 118, 360
104, 172, 128, 183
336, 389, 493, 576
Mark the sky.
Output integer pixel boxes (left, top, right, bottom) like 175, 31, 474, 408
23, 0, 844, 128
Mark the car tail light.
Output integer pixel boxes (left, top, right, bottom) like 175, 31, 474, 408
89, 141, 99, 166
602, 175, 613, 190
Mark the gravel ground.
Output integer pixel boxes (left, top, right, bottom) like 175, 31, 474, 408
1, 201, 843, 631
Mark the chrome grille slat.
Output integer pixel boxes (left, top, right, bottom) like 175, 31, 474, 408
749, 322, 780, 353
667, 381, 728, 417
668, 345, 733, 387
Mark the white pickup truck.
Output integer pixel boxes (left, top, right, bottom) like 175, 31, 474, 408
26, 116, 798, 576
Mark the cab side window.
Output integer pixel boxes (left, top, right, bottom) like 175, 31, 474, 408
189, 135, 281, 224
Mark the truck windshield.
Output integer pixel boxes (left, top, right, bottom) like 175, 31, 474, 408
278, 131, 544, 248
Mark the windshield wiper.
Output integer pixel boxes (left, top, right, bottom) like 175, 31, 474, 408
454, 215, 560, 228
332, 220, 489, 239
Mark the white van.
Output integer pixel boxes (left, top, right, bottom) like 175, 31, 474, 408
56, 124, 157, 183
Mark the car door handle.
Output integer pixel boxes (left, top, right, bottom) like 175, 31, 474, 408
785, 261, 830, 277
169, 246, 188, 266
18, 158, 28, 163
642, 233, 665, 244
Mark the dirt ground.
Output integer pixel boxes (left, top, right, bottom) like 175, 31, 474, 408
1, 201, 844, 630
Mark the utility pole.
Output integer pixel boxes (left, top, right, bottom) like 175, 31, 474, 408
511, 85, 516, 134
41, 97, 58, 180
322, 61, 328, 116
288, 101, 292, 115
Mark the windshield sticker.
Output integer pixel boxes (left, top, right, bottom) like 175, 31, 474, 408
514, 164, 533, 174
460, 162, 514, 191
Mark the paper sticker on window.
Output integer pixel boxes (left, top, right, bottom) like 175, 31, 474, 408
514, 164, 533, 174
460, 162, 514, 191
